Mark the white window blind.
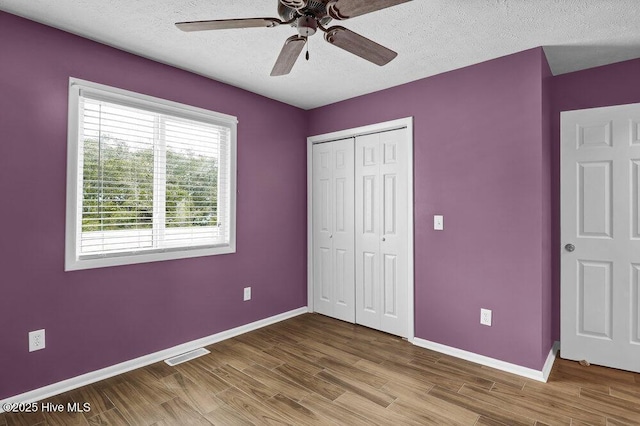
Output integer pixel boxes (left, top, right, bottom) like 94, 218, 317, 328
66, 79, 237, 270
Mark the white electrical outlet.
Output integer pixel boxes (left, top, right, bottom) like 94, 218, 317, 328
480, 309, 492, 326
29, 329, 45, 352
243, 287, 251, 301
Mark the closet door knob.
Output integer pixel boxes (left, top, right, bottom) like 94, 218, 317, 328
381, 237, 386, 242
329, 234, 333, 239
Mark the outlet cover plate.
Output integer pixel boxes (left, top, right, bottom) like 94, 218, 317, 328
29, 329, 45, 352
480, 309, 492, 326
243, 287, 251, 301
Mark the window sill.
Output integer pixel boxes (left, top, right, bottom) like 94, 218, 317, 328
65, 244, 236, 271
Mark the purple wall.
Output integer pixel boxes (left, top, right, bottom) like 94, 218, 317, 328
0, 12, 308, 399
541, 54, 555, 363
308, 48, 554, 370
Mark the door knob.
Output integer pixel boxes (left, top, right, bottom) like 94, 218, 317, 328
381, 237, 386, 242
565, 243, 575, 252
329, 234, 333, 239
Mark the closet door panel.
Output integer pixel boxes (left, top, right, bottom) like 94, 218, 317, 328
312, 139, 355, 323
355, 129, 408, 337
356, 133, 382, 329
332, 138, 355, 322
379, 129, 408, 336
313, 143, 334, 317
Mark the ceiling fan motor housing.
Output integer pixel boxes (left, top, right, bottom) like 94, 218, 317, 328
279, 0, 307, 8
278, 0, 332, 25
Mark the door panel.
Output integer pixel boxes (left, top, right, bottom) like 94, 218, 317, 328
363, 252, 377, 313
379, 131, 408, 336
633, 161, 640, 239
356, 134, 382, 329
631, 264, 640, 343
320, 179, 330, 232
633, 120, 640, 145
363, 175, 376, 234
355, 129, 408, 337
319, 247, 331, 302
561, 103, 640, 372
335, 248, 347, 305
384, 141, 397, 164
332, 140, 355, 321
312, 139, 355, 323
578, 161, 612, 238
335, 178, 346, 232
314, 142, 333, 316
578, 121, 612, 148
383, 174, 397, 236
383, 254, 397, 316
577, 260, 612, 338
363, 145, 376, 166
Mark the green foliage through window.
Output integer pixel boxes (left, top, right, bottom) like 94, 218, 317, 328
82, 136, 218, 232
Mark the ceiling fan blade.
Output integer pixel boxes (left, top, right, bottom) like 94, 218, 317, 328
279, 0, 309, 8
176, 18, 282, 32
324, 26, 397, 66
327, 0, 411, 20
271, 35, 307, 76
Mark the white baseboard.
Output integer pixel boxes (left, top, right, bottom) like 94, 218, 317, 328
541, 340, 560, 381
412, 338, 559, 383
0, 307, 307, 412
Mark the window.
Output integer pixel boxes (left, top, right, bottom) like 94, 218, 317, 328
65, 78, 237, 270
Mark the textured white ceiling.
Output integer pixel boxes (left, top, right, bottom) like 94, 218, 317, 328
1, 0, 640, 109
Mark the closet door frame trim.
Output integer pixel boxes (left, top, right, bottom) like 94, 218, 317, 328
307, 117, 415, 342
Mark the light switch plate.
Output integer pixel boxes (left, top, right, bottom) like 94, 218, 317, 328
434, 215, 444, 230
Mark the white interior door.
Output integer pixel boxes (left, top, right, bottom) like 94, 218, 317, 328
312, 139, 355, 323
355, 129, 409, 337
561, 103, 640, 372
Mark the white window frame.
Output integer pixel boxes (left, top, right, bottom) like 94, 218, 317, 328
65, 78, 237, 271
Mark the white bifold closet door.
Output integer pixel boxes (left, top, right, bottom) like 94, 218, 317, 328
355, 129, 409, 337
312, 138, 355, 323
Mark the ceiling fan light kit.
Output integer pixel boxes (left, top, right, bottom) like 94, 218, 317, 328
296, 15, 318, 37
175, 0, 411, 76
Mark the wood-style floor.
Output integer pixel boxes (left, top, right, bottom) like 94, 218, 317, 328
2, 314, 640, 426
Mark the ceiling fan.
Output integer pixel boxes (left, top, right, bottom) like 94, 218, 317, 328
175, 0, 411, 76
